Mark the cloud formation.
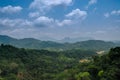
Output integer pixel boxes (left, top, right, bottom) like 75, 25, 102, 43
66, 9, 87, 20
104, 13, 110, 18
0, 17, 54, 28
111, 10, 120, 15
88, 0, 97, 5
104, 10, 120, 18
86, 0, 97, 9
0, 5, 22, 14
29, 12, 40, 18
0, 18, 32, 29
56, 19, 72, 27
0, 8, 87, 29
30, 0, 72, 12
33, 16, 54, 27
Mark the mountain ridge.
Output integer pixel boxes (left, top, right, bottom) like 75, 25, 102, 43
0, 35, 119, 51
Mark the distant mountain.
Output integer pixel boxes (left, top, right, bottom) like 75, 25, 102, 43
71, 40, 116, 51
113, 41, 120, 45
0, 35, 17, 43
38, 36, 57, 41
58, 37, 94, 43
0, 35, 119, 51
0, 35, 63, 49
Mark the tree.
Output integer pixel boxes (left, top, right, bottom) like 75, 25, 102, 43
75, 72, 91, 80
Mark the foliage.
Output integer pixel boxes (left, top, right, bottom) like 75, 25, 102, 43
0, 44, 96, 80
0, 44, 120, 80
0, 35, 118, 51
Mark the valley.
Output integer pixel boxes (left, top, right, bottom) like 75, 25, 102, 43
0, 35, 120, 80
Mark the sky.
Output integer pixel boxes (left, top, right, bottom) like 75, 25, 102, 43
0, 0, 120, 41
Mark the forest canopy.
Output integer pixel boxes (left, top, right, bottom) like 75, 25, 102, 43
0, 44, 120, 80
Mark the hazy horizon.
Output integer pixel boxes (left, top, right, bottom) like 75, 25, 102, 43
1, 34, 119, 42
0, 0, 120, 41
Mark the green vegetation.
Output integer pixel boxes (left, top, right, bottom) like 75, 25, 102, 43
55, 47, 120, 80
0, 44, 120, 80
0, 44, 96, 80
0, 35, 119, 51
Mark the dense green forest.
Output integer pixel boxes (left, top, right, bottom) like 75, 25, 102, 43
0, 44, 120, 80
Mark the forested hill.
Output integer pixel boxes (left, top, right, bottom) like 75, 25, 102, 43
0, 35, 118, 51
0, 44, 96, 80
0, 44, 120, 80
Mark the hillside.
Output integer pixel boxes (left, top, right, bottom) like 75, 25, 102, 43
0, 35, 118, 51
71, 40, 115, 51
55, 47, 120, 80
0, 44, 120, 80
58, 37, 93, 43
0, 35, 63, 50
0, 35, 17, 44
0, 44, 96, 80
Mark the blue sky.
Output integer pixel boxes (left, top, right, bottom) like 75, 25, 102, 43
0, 0, 120, 41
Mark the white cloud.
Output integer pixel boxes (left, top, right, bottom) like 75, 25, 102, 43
111, 10, 120, 15
33, 16, 73, 27
66, 9, 87, 20
0, 8, 87, 29
88, 0, 97, 5
52, 9, 88, 26
56, 19, 72, 27
29, 12, 40, 18
86, 0, 97, 9
104, 10, 120, 18
0, 9, 87, 29
0, 18, 32, 28
0, 16, 55, 28
0, 16, 71, 28
0, 5, 22, 14
104, 13, 110, 18
33, 16, 54, 27
30, 0, 72, 12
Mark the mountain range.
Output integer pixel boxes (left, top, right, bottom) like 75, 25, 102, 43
58, 37, 94, 43
0, 35, 119, 51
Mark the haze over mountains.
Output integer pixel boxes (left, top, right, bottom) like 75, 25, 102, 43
0, 35, 119, 51
58, 37, 94, 43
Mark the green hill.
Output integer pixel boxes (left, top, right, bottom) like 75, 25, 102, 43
0, 44, 96, 80
71, 40, 115, 51
0, 44, 120, 80
0, 35, 17, 43
0, 35, 118, 51
0, 35, 63, 50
